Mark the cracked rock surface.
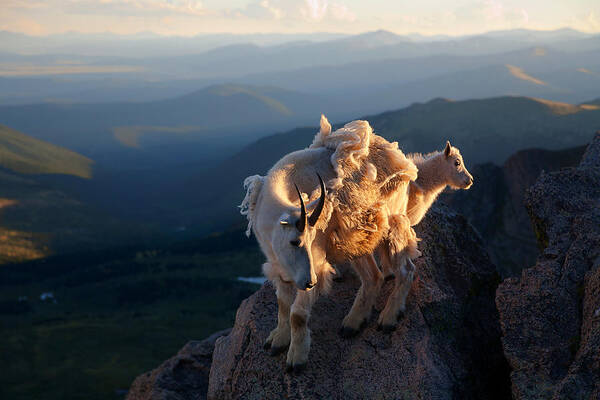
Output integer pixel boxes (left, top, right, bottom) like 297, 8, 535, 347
207, 205, 510, 400
496, 132, 600, 400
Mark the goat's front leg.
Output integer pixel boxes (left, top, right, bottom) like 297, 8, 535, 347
340, 254, 383, 337
286, 287, 318, 372
264, 274, 295, 355
377, 254, 415, 332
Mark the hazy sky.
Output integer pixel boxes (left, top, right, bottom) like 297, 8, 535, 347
2, 0, 600, 37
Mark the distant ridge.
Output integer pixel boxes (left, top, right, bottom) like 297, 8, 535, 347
191, 95, 600, 231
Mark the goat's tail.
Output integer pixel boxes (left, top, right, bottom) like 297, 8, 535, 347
239, 175, 264, 237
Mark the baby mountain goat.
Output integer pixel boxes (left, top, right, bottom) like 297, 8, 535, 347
314, 140, 474, 334
374, 141, 474, 331
241, 115, 418, 371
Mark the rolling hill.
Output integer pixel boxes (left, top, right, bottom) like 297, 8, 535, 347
0, 84, 331, 168
0, 124, 93, 178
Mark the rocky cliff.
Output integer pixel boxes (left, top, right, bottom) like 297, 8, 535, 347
128, 206, 511, 399
443, 145, 586, 278
496, 132, 600, 399
127, 134, 600, 400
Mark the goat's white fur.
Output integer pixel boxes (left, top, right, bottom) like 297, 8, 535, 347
374, 141, 474, 330
241, 115, 418, 369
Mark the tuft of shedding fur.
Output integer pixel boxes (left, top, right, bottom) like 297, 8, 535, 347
240, 174, 264, 237
366, 162, 377, 182
310, 119, 373, 189
323, 134, 418, 264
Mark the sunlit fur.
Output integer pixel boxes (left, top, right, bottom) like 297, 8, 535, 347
374, 141, 474, 330
406, 141, 474, 226
240, 115, 418, 370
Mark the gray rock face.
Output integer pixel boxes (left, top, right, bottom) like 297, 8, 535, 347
126, 329, 231, 400
443, 145, 586, 278
496, 132, 600, 399
207, 205, 510, 400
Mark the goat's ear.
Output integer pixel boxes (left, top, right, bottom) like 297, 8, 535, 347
320, 114, 331, 136
444, 141, 452, 158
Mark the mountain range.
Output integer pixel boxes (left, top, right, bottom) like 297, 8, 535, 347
186, 95, 600, 232
1, 28, 599, 106
3, 94, 598, 255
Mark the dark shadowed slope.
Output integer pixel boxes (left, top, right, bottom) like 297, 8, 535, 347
0, 125, 156, 262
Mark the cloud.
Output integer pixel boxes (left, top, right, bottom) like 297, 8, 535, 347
582, 10, 600, 31
236, 1, 284, 19
63, 0, 207, 17
439, 0, 529, 32
482, 0, 528, 24
560, 9, 600, 33
231, 0, 355, 23
302, 0, 328, 20
328, 3, 356, 22
3, 0, 50, 9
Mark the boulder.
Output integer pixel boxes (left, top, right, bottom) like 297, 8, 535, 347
126, 329, 231, 400
496, 132, 600, 399
207, 205, 510, 400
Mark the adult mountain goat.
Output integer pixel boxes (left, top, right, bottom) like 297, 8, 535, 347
240, 115, 417, 371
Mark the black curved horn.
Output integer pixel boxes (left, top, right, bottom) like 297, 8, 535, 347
294, 183, 307, 232
308, 173, 326, 227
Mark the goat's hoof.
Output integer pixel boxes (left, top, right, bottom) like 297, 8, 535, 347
270, 345, 288, 356
263, 341, 271, 350
377, 323, 396, 333
384, 274, 395, 282
286, 362, 306, 374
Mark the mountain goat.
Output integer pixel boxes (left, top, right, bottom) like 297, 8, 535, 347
241, 115, 417, 371
308, 134, 474, 334
375, 141, 475, 331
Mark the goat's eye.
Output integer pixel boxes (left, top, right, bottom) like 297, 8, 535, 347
454, 160, 461, 166
290, 239, 301, 247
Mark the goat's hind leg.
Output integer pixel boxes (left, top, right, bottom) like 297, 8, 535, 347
340, 254, 383, 337
377, 215, 419, 333
377, 254, 415, 332
264, 265, 295, 355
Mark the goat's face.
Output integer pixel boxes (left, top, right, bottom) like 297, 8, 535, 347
272, 175, 327, 291
272, 210, 319, 290
442, 141, 473, 190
